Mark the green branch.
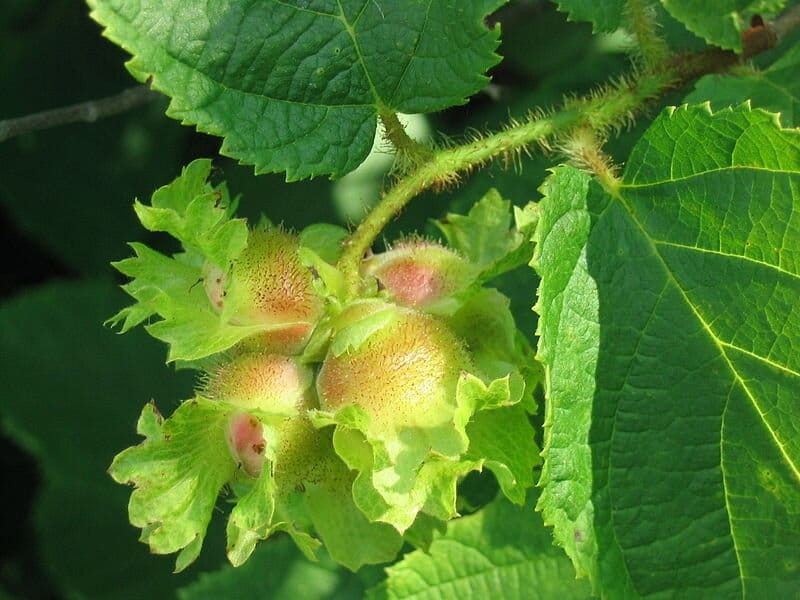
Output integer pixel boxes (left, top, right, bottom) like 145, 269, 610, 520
378, 110, 432, 164
339, 72, 671, 297
624, 0, 669, 68
337, 46, 743, 298
0, 85, 158, 143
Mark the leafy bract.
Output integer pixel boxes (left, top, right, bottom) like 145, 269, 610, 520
312, 371, 527, 533
87, 0, 505, 180
660, 0, 789, 51
534, 104, 800, 597
465, 404, 540, 505
553, 0, 625, 33
108, 399, 236, 571
134, 159, 246, 269
446, 287, 539, 390
303, 471, 405, 571
226, 464, 323, 568
367, 495, 592, 600
299, 223, 349, 265
686, 43, 800, 126
108, 159, 268, 362
434, 188, 538, 282
109, 394, 331, 571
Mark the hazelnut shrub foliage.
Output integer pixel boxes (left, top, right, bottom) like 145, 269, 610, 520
83, 0, 800, 597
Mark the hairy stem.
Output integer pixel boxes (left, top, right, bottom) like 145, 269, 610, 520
0, 84, 159, 143
624, 0, 669, 68
337, 38, 760, 298
560, 127, 621, 193
379, 110, 432, 163
338, 68, 681, 297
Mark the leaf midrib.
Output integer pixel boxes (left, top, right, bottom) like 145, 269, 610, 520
336, 0, 387, 111
613, 190, 800, 480
650, 240, 800, 286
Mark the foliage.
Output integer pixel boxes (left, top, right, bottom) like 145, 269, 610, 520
0, 0, 798, 599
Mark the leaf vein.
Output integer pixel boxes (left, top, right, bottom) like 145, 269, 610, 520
652, 240, 800, 283
387, 0, 432, 105
623, 165, 798, 188
337, 0, 384, 109
619, 194, 800, 483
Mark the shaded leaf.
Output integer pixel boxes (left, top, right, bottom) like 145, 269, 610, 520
465, 404, 540, 505
660, 0, 789, 51
0, 1, 186, 277
434, 188, 537, 282
686, 43, 800, 126
534, 104, 800, 597
304, 472, 404, 571
553, 0, 625, 33
178, 536, 364, 600
0, 282, 221, 599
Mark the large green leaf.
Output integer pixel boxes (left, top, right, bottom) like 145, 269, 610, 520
660, 0, 789, 51
0, 282, 222, 599
87, 0, 504, 180
534, 104, 800, 598
367, 494, 592, 600
686, 42, 800, 126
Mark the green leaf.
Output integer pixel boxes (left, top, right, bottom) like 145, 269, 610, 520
178, 536, 364, 600
304, 472, 404, 571
299, 223, 349, 265
553, 0, 625, 33
446, 287, 538, 384
686, 44, 800, 126
367, 494, 592, 600
434, 188, 537, 282
0, 282, 220, 599
534, 104, 800, 597
87, 0, 505, 179
135, 159, 248, 269
465, 404, 540, 505
660, 0, 789, 51
109, 160, 277, 362
314, 371, 527, 533
109, 398, 237, 571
